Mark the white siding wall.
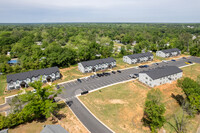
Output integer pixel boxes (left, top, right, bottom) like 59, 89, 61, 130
139, 72, 183, 87
156, 51, 167, 58
123, 56, 132, 64
123, 55, 153, 64
79, 61, 116, 73
7, 72, 61, 90
156, 50, 181, 58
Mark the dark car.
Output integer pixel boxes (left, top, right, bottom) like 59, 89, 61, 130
143, 65, 149, 68
182, 57, 187, 59
112, 71, 116, 74
97, 73, 103, 77
188, 61, 193, 64
56, 85, 60, 89
171, 59, 176, 61
103, 72, 110, 76
105, 72, 111, 76
153, 63, 159, 65
117, 70, 121, 73
77, 78, 82, 83
134, 74, 139, 77
139, 65, 145, 68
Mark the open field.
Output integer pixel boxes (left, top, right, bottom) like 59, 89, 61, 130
181, 63, 200, 80
80, 81, 151, 133
79, 64, 200, 133
9, 102, 88, 133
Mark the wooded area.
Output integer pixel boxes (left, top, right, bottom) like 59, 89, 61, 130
0, 23, 200, 74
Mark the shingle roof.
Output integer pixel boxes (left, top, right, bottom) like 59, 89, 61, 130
159, 48, 180, 54
79, 57, 116, 67
40, 125, 68, 133
140, 66, 182, 80
126, 52, 153, 59
7, 67, 59, 83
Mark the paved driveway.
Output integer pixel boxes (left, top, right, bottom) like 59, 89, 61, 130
66, 98, 113, 133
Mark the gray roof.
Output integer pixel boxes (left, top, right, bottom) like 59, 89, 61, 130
0, 129, 8, 133
140, 66, 182, 80
79, 57, 116, 67
41, 125, 68, 133
126, 52, 153, 59
159, 48, 180, 54
7, 67, 59, 83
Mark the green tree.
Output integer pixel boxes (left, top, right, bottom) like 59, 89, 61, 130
143, 89, 166, 132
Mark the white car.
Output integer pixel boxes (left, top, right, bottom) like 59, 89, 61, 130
129, 74, 137, 78
162, 60, 167, 63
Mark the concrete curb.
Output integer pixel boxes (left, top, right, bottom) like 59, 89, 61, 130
62, 99, 91, 133
77, 97, 115, 133
179, 63, 195, 68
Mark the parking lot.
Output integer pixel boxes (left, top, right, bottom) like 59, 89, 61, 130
57, 56, 200, 133
57, 56, 200, 101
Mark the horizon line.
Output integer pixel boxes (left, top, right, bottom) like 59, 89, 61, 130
0, 22, 200, 24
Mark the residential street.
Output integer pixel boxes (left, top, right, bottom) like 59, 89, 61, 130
66, 98, 113, 133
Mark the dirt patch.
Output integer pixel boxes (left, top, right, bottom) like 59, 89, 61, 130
109, 99, 128, 104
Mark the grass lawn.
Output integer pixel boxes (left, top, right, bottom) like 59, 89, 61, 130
9, 102, 88, 133
181, 63, 200, 80
56, 65, 91, 83
80, 81, 151, 133
79, 64, 200, 133
0, 75, 7, 96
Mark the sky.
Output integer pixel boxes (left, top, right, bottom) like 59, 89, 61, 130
0, 0, 200, 23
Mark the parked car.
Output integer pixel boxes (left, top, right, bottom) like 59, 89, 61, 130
90, 75, 96, 78
112, 71, 116, 74
134, 74, 139, 77
103, 72, 110, 76
162, 60, 167, 63
77, 78, 82, 83
171, 59, 176, 61
129, 74, 137, 78
153, 63, 159, 65
97, 73, 103, 77
143, 65, 149, 68
182, 57, 187, 59
185, 62, 190, 65
139, 65, 145, 68
188, 61, 193, 64
139, 65, 149, 68
117, 70, 121, 73
56, 85, 60, 89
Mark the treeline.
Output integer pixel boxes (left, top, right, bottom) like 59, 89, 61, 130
0, 23, 200, 74
143, 76, 200, 132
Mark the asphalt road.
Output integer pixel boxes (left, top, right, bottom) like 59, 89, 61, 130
66, 98, 113, 133
58, 56, 200, 100
58, 56, 200, 133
